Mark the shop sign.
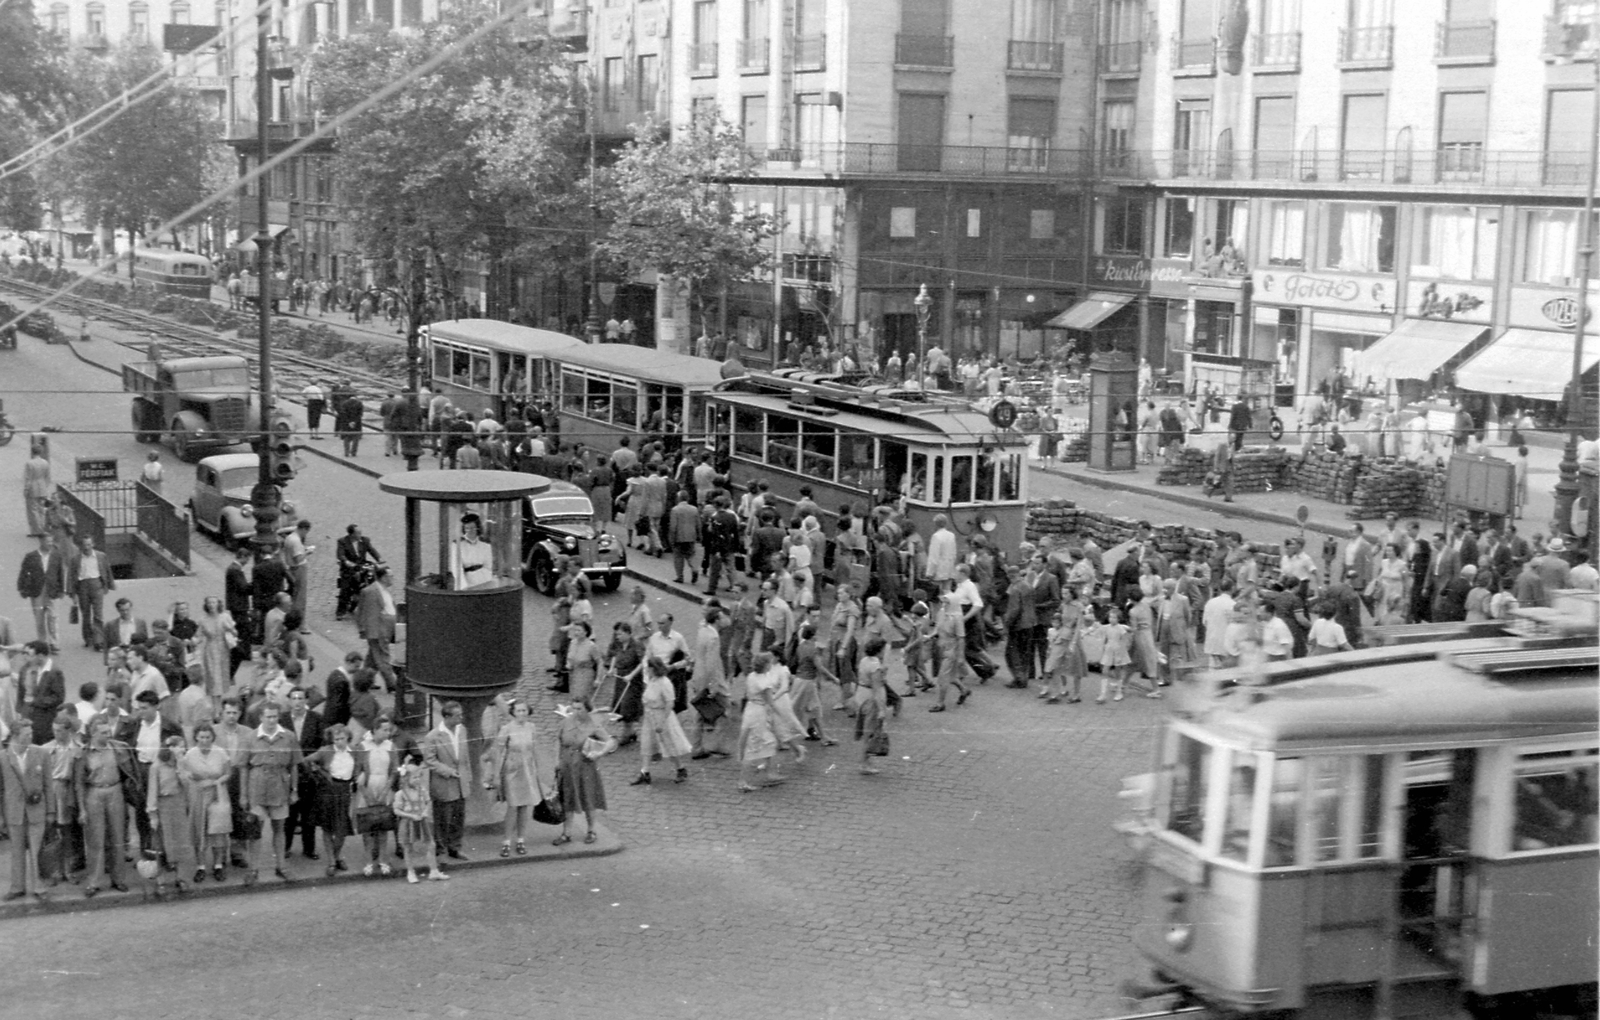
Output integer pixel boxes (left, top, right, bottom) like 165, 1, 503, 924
1252, 270, 1393, 314
1507, 286, 1600, 330
1147, 258, 1195, 299
1090, 256, 1186, 291
1407, 280, 1492, 323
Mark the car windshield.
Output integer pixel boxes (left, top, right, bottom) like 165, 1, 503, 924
218, 468, 256, 491
532, 497, 594, 520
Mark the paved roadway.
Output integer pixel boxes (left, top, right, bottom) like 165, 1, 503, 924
0, 319, 1166, 1020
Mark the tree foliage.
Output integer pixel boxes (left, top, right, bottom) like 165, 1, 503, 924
0, 3, 74, 231
594, 109, 778, 313
307, 0, 586, 304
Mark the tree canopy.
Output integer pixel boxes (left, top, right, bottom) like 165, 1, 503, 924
0, 2, 74, 231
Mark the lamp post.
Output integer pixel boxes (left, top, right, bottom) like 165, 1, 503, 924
249, 7, 282, 559
1553, 23, 1600, 541
913, 282, 932, 390
584, 61, 601, 344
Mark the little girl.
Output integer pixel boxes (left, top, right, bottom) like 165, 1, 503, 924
1098, 605, 1133, 703
1042, 595, 1086, 704
394, 747, 447, 884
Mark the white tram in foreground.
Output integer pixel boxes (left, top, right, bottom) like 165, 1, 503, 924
1125, 616, 1598, 1020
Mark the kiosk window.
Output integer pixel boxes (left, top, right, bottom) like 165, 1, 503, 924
734, 407, 764, 458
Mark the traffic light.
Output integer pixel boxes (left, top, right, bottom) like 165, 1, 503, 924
267, 413, 297, 484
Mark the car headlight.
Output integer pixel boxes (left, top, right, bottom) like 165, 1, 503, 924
281, 500, 295, 515
564, 538, 578, 551
240, 506, 253, 517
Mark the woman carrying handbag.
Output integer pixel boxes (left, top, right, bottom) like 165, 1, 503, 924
554, 699, 612, 845
352, 715, 399, 877
484, 699, 549, 857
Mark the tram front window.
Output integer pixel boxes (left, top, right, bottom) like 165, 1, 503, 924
998, 452, 1021, 500
1266, 757, 1302, 867
1221, 754, 1259, 862
1167, 733, 1212, 845
949, 455, 974, 503
1512, 751, 1599, 851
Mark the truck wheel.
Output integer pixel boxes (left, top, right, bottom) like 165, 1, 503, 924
532, 557, 555, 596
131, 401, 158, 444
171, 420, 194, 462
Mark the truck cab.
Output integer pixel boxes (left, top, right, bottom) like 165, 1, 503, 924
125, 354, 255, 461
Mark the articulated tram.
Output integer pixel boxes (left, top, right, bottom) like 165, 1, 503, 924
1125, 613, 1598, 1020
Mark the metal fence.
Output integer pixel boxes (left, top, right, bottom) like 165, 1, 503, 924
58, 480, 189, 572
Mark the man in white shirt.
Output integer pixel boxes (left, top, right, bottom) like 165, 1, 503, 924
125, 645, 170, 707
610, 439, 638, 475
302, 382, 326, 438
1258, 603, 1294, 661
281, 520, 315, 619
1202, 581, 1238, 668
1278, 537, 1319, 586
645, 614, 691, 668
74, 681, 101, 730
925, 515, 958, 591
1569, 552, 1599, 592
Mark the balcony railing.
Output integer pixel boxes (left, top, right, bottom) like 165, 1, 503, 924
1253, 31, 1300, 69
737, 37, 770, 73
589, 91, 669, 137
548, 7, 587, 39
794, 33, 825, 71
1103, 148, 1593, 190
1172, 34, 1215, 71
1543, 15, 1594, 60
1098, 40, 1141, 73
895, 33, 954, 67
1008, 39, 1063, 72
1339, 24, 1394, 64
688, 41, 718, 76
1436, 19, 1495, 60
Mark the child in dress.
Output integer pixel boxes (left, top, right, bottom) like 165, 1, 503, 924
394, 747, 447, 884
1098, 605, 1133, 703
1042, 596, 1086, 704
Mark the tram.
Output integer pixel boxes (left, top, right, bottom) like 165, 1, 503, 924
709, 371, 1030, 550
131, 249, 214, 299
422, 319, 582, 418
1124, 612, 1598, 1020
554, 343, 726, 451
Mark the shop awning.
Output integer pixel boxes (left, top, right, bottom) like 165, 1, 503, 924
1357, 319, 1487, 382
233, 224, 293, 252
1045, 291, 1133, 331
1454, 328, 1600, 398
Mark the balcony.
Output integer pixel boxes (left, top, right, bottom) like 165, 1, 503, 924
1543, 15, 1595, 61
547, 6, 587, 46
794, 33, 825, 71
1008, 39, 1063, 72
1436, 19, 1494, 62
1338, 24, 1393, 66
737, 37, 770, 74
688, 41, 718, 77
727, 142, 1094, 179
1120, 147, 1593, 192
895, 33, 953, 68
1253, 31, 1300, 71
1098, 40, 1141, 74
1172, 34, 1215, 73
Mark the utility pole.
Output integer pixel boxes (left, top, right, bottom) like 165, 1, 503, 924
249, 7, 283, 558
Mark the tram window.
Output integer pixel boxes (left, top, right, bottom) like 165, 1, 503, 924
908, 451, 928, 501
734, 407, 764, 458
506, 355, 527, 394
801, 421, 836, 481
433, 347, 450, 387
1359, 754, 1386, 859
688, 394, 708, 436
841, 435, 878, 491
1220, 754, 1258, 862
451, 349, 473, 387
612, 383, 639, 428
767, 414, 800, 472
1265, 757, 1302, 868
586, 375, 609, 420
1167, 734, 1212, 845
470, 353, 490, 391
561, 370, 585, 414
949, 455, 974, 503
999, 453, 1021, 501
1308, 757, 1345, 864
879, 441, 905, 497
932, 457, 945, 503
1512, 751, 1599, 852
975, 453, 996, 502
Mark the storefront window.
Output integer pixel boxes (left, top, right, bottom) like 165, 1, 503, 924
1264, 200, 1306, 267
1307, 323, 1380, 392
1520, 208, 1600, 286
1193, 301, 1235, 357
1321, 202, 1396, 273
1252, 307, 1299, 385
1164, 196, 1195, 258
1412, 205, 1499, 281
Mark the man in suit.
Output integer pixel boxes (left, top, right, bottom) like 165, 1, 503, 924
356, 567, 398, 692
667, 491, 702, 584
22, 641, 65, 746
67, 535, 115, 652
224, 545, 253, 674
116, 691, 180, 856
16, 533, 66, 650
1478, 529, 1513, 582
1342, 524, 1378, 595
323, 651, 361, 728
1026, 553, 1061, 683
1, 719, 51, 899
73, 716, 139, 896
251, 551, 289, 644
101, 598, 148, 657
424, 700, 468, 862
335, 524, 383, 619
282, 687, 324, 860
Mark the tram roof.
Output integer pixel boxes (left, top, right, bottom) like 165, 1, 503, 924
551, 344, 726, 386
1201, 643, 1599, 750
713, 390, 1008, 443
425, 319, 584, 355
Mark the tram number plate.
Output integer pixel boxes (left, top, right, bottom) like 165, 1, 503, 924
1148, 839, 1207, 887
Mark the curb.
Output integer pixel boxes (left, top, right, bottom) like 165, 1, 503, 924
0, 824, 624, 920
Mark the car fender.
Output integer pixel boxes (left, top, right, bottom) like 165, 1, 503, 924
220, 505, 251, 541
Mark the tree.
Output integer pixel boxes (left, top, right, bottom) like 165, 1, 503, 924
307, 0, 585, 315
0, 3, 74, 232
56, 45, 218, 274
594, 109, 778, 346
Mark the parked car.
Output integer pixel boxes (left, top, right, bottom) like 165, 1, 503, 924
188, 453, 298, 547
521, 481, 626, 595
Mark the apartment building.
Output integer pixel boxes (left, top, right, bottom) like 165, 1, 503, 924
1098, 0, 1600, 427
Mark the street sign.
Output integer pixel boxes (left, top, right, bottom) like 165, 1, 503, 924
1295, 504, 1310, 526
989, 399, 1018, 430
75, 456, 118, 483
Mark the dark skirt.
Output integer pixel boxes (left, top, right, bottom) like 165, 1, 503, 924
556, 747, 607, 815
318, 778, 354, 840
612, 675, 644, 723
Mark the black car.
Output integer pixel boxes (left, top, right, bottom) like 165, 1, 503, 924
521, 482, 627, 595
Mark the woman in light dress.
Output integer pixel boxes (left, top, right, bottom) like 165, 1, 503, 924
354, 715, 399, 876
486, 699, 544, 857
147, 736, 197, 894
180, 722, 233, 882
565, 622, 603, 705
632, 659, 692, 786
1371, 542, 1408, 623
196, 596, 238, 702
853, 637, 890, 775
737, 651, 789, 792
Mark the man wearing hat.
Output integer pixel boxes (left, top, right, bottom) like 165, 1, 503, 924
1531, 538, 1572, 594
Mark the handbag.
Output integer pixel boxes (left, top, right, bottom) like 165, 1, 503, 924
355, 804, 396, 833
864, 729, 890, 757
690, 687, 725, 725
581, 735, 616, 760
206, 796, 233, 836
532, 795, 564, 826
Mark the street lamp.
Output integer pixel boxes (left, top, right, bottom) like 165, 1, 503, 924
913, 282, 932, 390
249, 4, 282, 559
1553, 17, 1600, 541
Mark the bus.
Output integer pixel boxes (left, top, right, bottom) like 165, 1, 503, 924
423, 319, 583, 418
131, 249, 214, 299
709, 372, 1030, 550
554, 343, 727, 451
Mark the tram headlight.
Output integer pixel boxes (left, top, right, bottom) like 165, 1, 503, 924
1164, 922, 1193, 952
977, 512, 998, 533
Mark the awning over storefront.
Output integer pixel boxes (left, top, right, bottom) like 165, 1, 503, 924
1045, 291, 1133, 331
1356, 319, 1487, 382
233, 224, 293, 252
1454, 328, 1600, 398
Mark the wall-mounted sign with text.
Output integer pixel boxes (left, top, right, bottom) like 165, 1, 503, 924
1507, 286, 1600, 330
1252, 270, 1394, 314
1091, 256, 1187, 291
1407, 280, 1493, 323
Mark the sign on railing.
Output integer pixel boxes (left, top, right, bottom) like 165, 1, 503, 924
75, 457, 118, 483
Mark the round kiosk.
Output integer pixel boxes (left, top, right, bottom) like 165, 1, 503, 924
378, 469, 549, 827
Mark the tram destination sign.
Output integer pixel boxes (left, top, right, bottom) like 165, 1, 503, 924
75, 457, 118, 483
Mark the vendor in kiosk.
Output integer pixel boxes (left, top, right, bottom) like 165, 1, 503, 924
450, 512, 497, 590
